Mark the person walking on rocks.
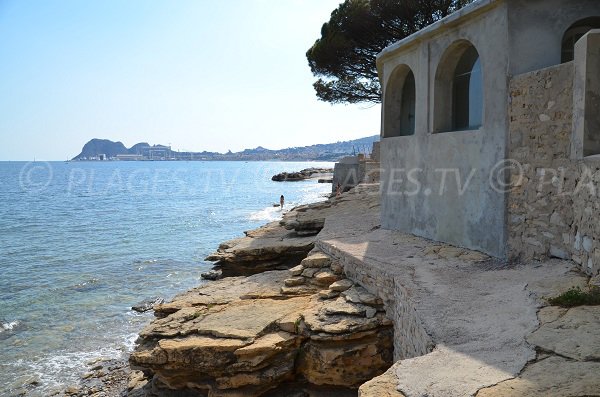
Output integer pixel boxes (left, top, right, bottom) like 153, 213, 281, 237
280, 195, 285, 210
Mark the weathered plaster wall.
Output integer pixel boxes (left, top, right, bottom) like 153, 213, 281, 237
508, 62, 600, 275
379, 2, 509, 258
507, 0, 600, 75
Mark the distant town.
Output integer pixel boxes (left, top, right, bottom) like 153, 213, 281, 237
73, 136, 379, 162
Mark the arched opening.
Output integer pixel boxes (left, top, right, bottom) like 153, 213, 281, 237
434, 41, 483, 133
453, 46, 482, 130
562, 17, 600, 63
383, 65, 416, 138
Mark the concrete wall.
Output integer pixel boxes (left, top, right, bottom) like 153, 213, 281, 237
507, 33, 600, 275
379, 1, 509, 258
333, 158, 360, 194
507, 0, 600, 75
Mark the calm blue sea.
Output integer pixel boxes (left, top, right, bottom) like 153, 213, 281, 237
0, 160, 332, 396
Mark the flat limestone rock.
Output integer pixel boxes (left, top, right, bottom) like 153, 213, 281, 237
301, 252, 332, 268
526, 306, 600, 361
196, 298, 308, 339
289, 265, 304, 276
313, 270, 339, 286
301, 267, 320, 278
131, 336, 249, 371
281, 285, 318, 296
284, 277, 306, 287
205, 221, 317, 276
318, 289, 340, 300
476, 356, 600, 396
358, 362, 405, 397
395, 344, 524, 397
321, 297, 369, 317
234, 331, 300, 368
342, 286, 380, 306
156, 271, 289, 315
304, 310, 391, 335
329, 279, 354, 292
536, 306, 568, 325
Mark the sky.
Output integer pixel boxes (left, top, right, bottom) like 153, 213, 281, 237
0, 0, 381, 161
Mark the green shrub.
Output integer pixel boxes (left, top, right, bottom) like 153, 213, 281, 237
547, 286, 600, 307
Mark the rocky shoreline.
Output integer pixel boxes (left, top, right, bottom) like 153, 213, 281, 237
129, 193, 393, 396
271, 168, 333, 182
57, 179, 600, 397
60, 189, 386, 397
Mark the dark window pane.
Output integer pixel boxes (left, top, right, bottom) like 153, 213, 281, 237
400, 71, 416, 135
453, 47, 482, 130
561, 17, 600, 63
469, 58, 483, 128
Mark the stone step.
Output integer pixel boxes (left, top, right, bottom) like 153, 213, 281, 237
300, 252, 332, 268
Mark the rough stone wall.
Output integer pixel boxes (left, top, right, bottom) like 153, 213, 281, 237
508, 62, 600, 275
318, 241, 433, 361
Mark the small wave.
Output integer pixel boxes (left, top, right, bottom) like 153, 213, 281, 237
1, 320, 21, 332
4, 333, 136, 395
0, 319, 25, 340
70, 279, 101, 293
248, 206, 284, 222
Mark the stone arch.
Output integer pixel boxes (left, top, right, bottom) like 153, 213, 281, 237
562, 17, 600, 63
434, 40, 483, 133
383, 64, 416, 138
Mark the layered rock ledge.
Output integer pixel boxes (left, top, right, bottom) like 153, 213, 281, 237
204, 200, 335, 277
130, 250, 393, 396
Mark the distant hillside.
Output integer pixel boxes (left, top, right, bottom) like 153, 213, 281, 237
73, 135, 379, 161
76, 139, 129, 159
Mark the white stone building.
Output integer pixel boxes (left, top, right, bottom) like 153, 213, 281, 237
377, 0, 600, 273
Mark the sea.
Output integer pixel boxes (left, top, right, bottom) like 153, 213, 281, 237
0, 160, 333, 396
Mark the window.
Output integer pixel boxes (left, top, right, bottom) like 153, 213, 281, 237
434, 41, 483, 133
571, 29, 600, 158
453, 47, 482, 130
399, 71, 416, 135
383, 65, 416, 137
562, 17, 600, 63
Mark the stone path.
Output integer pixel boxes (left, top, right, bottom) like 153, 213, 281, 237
315, 185, 596, 397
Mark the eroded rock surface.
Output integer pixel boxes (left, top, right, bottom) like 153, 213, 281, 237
477, 305, 600, 396
130, 250, 393, 397
476, 356, 600, 397
205, 200, 339, 276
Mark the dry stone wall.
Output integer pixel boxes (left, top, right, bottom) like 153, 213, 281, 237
318, 241, 432, 361
508, 62, 600, 275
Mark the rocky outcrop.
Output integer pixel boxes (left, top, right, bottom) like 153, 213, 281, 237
271, 168, 333, 182
130, 248, 393, 397
132, 297, 165, 313
205, 199, 338, 277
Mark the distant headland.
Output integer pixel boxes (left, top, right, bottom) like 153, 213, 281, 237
72, 136, 379, 162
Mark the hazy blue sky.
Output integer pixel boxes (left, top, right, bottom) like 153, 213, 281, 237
0, 0, 381, 160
